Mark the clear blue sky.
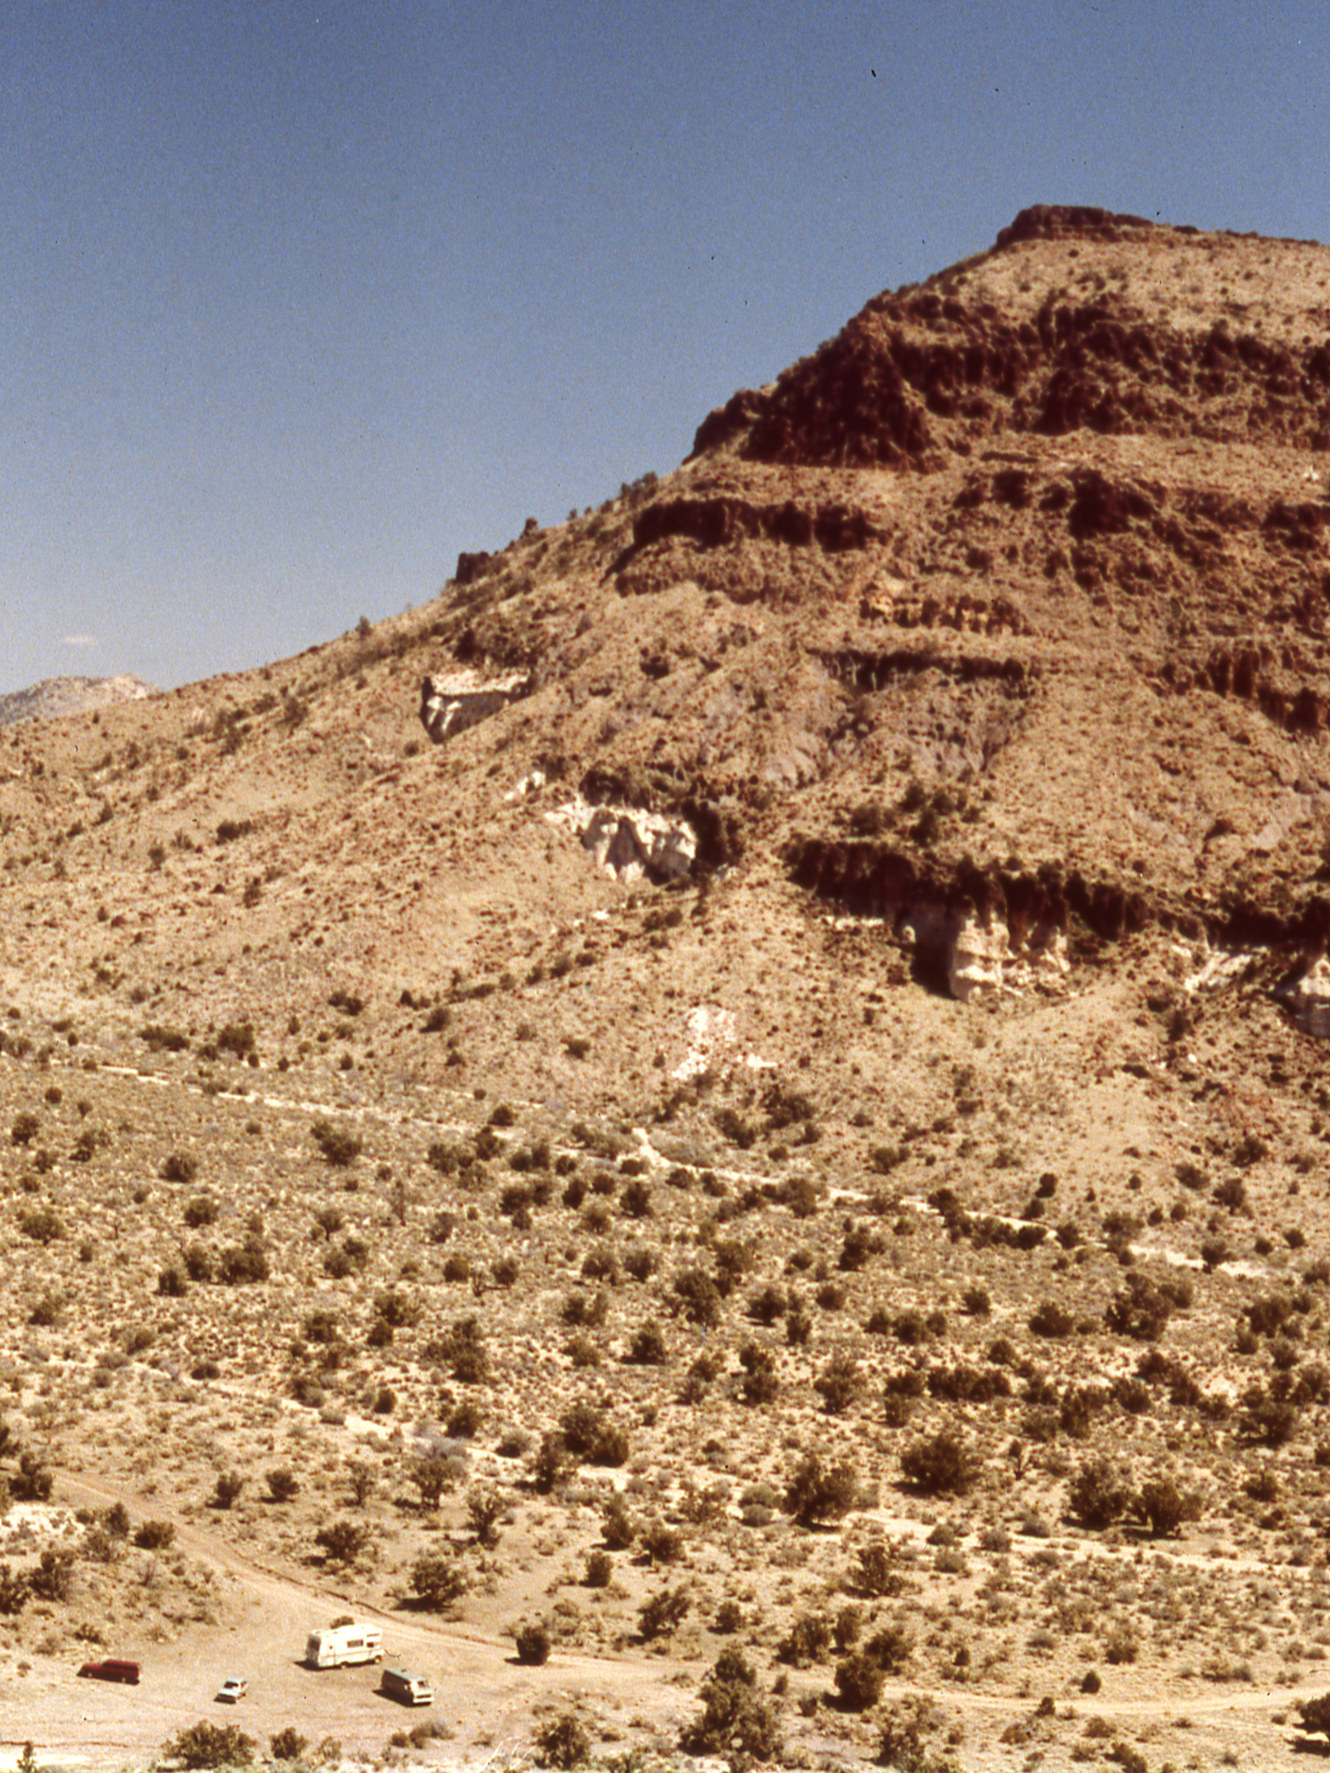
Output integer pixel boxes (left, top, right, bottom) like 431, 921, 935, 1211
3, 0, 1329, 693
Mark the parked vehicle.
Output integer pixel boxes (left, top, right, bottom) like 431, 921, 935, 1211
78, 1658, 140, 1685
305, 1622, 383, 1668
215, 1676, 248, 1703
381, 1666, 433, 1706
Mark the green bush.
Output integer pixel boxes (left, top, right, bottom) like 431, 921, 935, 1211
681, 1649, 780, 1760
900, 1432, 977, 1495
534, 1715, 590, 1768
162, 1721, 256, 1768
515, 1621, 552, 1664
315, 1518, 370, 1564
310, 1119, 362, 1167
783, 1452, 859, 1527
409, 1548, 469, 1610
638, 1585, 690, 1640
1068, 1456, 1132, 1530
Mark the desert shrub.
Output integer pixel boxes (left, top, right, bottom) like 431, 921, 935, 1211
265, 1469, 299, 1504
622, 1243, 657, 1282
162, 1722, 255, 1768
10, 1112, 39, 1147
139, 1023, 189, 1053
11, 1453, 51, 1502
17, 1206, 63, 1244
218, 1238, 269, 1285
900, 1432, 976, 1495
852, 1539, 908, 1597
1239, 1383, 1300, 1447
216, 1021, 255, 1059
446, 1397, 484, 1439
581, 1244, 619, 1284
638, 1585, 691, 1640
1297, 1693, 1330, 1743
316, 1518, 370, 1564
1105, 1624, 1139, 1665
564, 1334, 601, 1369
466, 1488, 506, 1547
410, 1452, 465, 1509
0, 1565, 27, 1615
484, 1252, 519, 1289
156, 1262, 189, 1304
625, 1319, 668, 1366
601, 1500, 636, 1550
561, 1402, 630, 1466
534, 1715, 590, 1768
135, 1519, 174, 1550
927, 1364, 1011, 1405
28, 1290, 64, 1327
673, 1266, 724, 1327
1246, 1293, 1295, 1337
161, 1151, 198, 1184
532, 1432, 573, 1494
29, 1548, 75, 1601
269, 1729, 308, 1763
431, 1316, 491, 1385
409, 1548, 469, 1610
1068, 1456, 1132, 1530
747, 1283, 787, 1326
1028, 1299, 1076, 1338
779, 1612, 833, 1666
584, 1548, 613, 1587
834, 1650, 885, 1711
620, 1178, 652, 1218
310, 1119, 362, 1167
815, 1353, 865, 1415
182, 1195, 218, 1229
515, 1621, 552, 1664
682, 1649, 780, 1761
1134, 1475, 1203, 1537
839, 1224, 878, 1271
641, 1520, 684, 1565
739, 1341, 779, 1406
783, 1452, 859, 1527
211, 1471, 245, 1509
1104, 1272, 1175, 1341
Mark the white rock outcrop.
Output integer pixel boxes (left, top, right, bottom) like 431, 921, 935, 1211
1282, 953, 1330, 1037
546, 797, 697, 883
895, 905, 1069, 1002
419, 670, 530, 744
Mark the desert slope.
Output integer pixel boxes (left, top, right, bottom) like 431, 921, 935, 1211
1, 209, 1330, 1770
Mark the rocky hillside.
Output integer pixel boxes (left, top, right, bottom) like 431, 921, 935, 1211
0, 673, 156, 728
6, 206, 1330, 1770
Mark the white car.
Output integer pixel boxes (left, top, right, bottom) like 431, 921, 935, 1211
215, 1677, 248, 1704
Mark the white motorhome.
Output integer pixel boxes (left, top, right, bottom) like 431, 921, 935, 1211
304, 1623, 383, 1668
382, 1666, 434, 1706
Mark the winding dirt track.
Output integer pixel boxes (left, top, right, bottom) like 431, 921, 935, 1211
0, 1469, 696, 1766
0, 1470, 1317, 1767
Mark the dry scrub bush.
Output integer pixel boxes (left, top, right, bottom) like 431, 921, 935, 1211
783, 1452, 859, 1527
900, 1432, 977, 1495
409, 1548, 469, 1611
681, 1649, 780, 1761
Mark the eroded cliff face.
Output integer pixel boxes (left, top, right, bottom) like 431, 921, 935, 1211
406, 206, 1330, 1039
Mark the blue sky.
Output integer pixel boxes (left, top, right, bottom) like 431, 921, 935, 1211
3, 0, 1330, 693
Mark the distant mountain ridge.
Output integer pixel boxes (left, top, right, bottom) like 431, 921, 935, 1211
0, 674, 156, 728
